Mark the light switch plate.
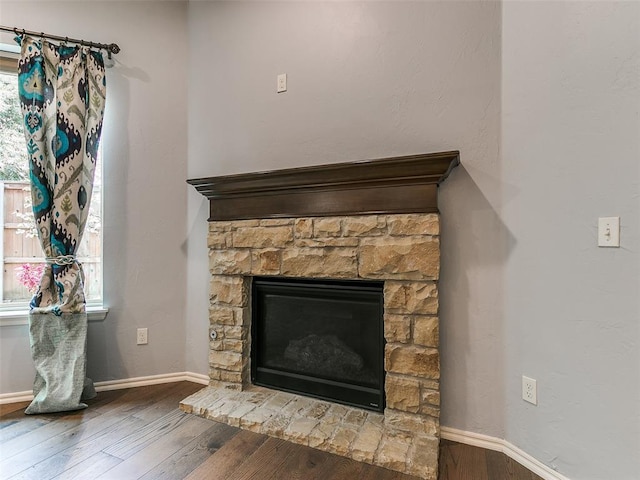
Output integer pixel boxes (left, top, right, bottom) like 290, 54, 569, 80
598, 217, 620, 247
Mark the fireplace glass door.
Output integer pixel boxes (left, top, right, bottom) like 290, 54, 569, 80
251, 277, 384, 412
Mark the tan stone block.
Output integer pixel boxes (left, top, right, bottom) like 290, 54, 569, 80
342, 216, 386, 237
406, 435, 439, 479
233, 226, 293, 248
283, 417, 319, 445
260, 219, 294, 226
251, 249, 281, 275
313, 218, 342, 237
382, 427, 412, 443
210, 249, 251, 275
226, 402, 257, 427
295, 237, 359, 248
422, 389, 440, 406
210, 340, 224, 351
306, 401, 331, 419
419, 405, 440, 418
384, 410, 438, 436
281, 248, 358, 278
375, 436, 411, 473
387, 214, 439, 236
209, 221, 233, 233
261, 412, 292, 437
240, 408, 277, 432
386, 375, 421, 413
294, 218, 313, 239
210, 276, 246, 306
328, 425, 358, 456
420, 379, 440, 391
208, 232, 232, 249
413, 316, 439, 347
222, 325, 247, 340
344, 409, 368, 427
218, 370, 243, 383
208, 368, 222, 381
385, 281, 438, 315
262, 392, 295, 410
209, 306, 236, 326
223, 339, 244, 352
350, 422, 383, 463
209, 399, 241, 423
308, 421, 337, 449
385, 344, 440, 379
319, 413, 343, 426
281, 397, 315, 416
209, 350, 243, 371
367, 412, 384, 426
384, 314, 411, 343
246, 391, 272, 405
359, 237, 439, 280
327, 404, 349, 418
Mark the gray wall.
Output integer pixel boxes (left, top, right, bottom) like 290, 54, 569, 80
0, 1, 189, 392
502, 2, 639, 479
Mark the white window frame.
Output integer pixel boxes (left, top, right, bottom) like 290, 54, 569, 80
0, 44, 107, 325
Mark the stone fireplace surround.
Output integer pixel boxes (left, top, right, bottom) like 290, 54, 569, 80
182, 152, 459, 480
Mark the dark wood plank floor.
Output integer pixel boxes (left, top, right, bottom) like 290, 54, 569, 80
0, 382, 542, 480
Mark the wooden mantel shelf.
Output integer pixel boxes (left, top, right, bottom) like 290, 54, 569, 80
188, 151, 460, 221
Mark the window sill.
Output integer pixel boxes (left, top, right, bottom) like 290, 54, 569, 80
0, 306, 109, 327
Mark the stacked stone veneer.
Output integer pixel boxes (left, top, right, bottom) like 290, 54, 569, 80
181, 213, 441, 479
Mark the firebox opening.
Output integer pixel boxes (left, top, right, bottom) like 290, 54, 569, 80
251, 276, 385, 412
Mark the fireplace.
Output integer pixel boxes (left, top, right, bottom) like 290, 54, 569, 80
251, 276, 385, 412
182, 151, 459, 480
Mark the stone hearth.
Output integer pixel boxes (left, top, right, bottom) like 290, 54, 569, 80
183, 151, 459, 480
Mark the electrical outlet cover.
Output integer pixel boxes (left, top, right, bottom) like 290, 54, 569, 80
137, 328, 148, 345
522, 376, 537, 405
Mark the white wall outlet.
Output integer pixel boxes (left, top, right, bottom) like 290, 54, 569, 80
598, 216, 620, 247
277, 73, 287, 93
137, 328, 148, 345
522, 375, 537, 405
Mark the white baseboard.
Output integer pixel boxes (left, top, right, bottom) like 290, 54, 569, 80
441, 426, 570, 480
0, 371, 209, 404
0, 390, 33, 404
93, 371, 209, 392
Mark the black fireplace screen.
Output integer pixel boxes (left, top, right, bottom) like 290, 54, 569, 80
251, 277, 385, 412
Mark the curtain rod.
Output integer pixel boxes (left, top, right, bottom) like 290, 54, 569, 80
0, 25, 120, 56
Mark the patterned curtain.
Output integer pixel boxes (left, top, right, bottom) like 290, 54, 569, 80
16, 35, 106, 414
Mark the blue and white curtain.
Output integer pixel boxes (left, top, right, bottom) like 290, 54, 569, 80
16, 35, 106, 414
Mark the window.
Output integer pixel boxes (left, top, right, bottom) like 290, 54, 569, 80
0, 45, 103, 311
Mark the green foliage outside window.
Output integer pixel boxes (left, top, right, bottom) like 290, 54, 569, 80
0, 72, 29, 181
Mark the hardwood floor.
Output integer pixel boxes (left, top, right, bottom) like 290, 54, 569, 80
0, 382, 542, 480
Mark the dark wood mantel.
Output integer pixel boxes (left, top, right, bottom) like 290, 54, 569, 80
188, 151, 459, 221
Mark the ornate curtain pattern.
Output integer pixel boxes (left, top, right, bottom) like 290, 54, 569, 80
16, 35, 106, 414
